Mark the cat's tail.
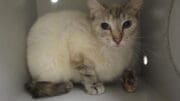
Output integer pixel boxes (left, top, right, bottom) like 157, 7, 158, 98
25, 80, 73, 98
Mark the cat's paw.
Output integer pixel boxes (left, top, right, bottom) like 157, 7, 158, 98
66, 82, 74, 90
123, 78, 137, 93
85, 83, 105, 95
122, 70, 138, 93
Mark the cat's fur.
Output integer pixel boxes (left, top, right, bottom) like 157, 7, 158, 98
27, 0, 143, 98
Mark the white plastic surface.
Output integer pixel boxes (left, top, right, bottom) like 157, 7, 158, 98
169, 0, 180, 75
0, 0, 179, 101
19, 82, 167, 101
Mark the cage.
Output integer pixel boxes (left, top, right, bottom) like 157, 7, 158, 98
0, 0, 179, 101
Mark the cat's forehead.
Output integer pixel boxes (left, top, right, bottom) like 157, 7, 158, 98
104, 5, 129, 19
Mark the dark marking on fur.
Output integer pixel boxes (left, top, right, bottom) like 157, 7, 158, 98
84, 74, 92, 77
25, 81, 73, 98
106, 6, 122, 18
75, 64, 86, 70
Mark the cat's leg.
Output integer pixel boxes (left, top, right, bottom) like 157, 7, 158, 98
25, 80, 73, 98
73, 57, 105, 95
71, 53, 105, 95
27, 46, 74, 98
78, 65, 105, 95
122, 68, 138, 93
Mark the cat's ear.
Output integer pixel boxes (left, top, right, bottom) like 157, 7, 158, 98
125, 0, 144, 16
87, 0, 105, 18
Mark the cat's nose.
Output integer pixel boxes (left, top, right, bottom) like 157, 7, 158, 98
113, 37, 122, 45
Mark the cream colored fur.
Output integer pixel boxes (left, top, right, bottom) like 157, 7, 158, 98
27, 10, 137, 83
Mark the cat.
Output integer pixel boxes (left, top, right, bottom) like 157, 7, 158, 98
26, 0, 143, 98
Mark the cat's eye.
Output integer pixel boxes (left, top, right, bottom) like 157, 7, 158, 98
101, 22, 110, 30
123, 20, 132, 29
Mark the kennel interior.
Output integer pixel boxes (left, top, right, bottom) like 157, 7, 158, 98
0, 0, 180, 101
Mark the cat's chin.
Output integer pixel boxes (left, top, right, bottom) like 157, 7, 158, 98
111, 43, 126, 49
113, 45, 122, 48
101, 40, 124, 48
114, 45, 121, 48
103, 43, 121, 48
111, 42, 122, 48
108, 44, 122, 49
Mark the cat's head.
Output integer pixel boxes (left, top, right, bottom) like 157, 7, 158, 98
87, 0, 143, 48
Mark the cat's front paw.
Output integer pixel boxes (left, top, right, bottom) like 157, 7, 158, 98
85, 83, 105, 95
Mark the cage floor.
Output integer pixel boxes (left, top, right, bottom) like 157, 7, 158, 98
14, 81, 168, 101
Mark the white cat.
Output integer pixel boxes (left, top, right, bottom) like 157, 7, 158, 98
26, 0, 143, 98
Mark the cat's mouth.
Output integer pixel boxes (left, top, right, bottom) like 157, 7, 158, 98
113, 40, 126, 48
113, 37, 122, 45
112, 34, 123, 46
112, 36, 123, 47
115, 44, 120, 47
114, 44, 121, 48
